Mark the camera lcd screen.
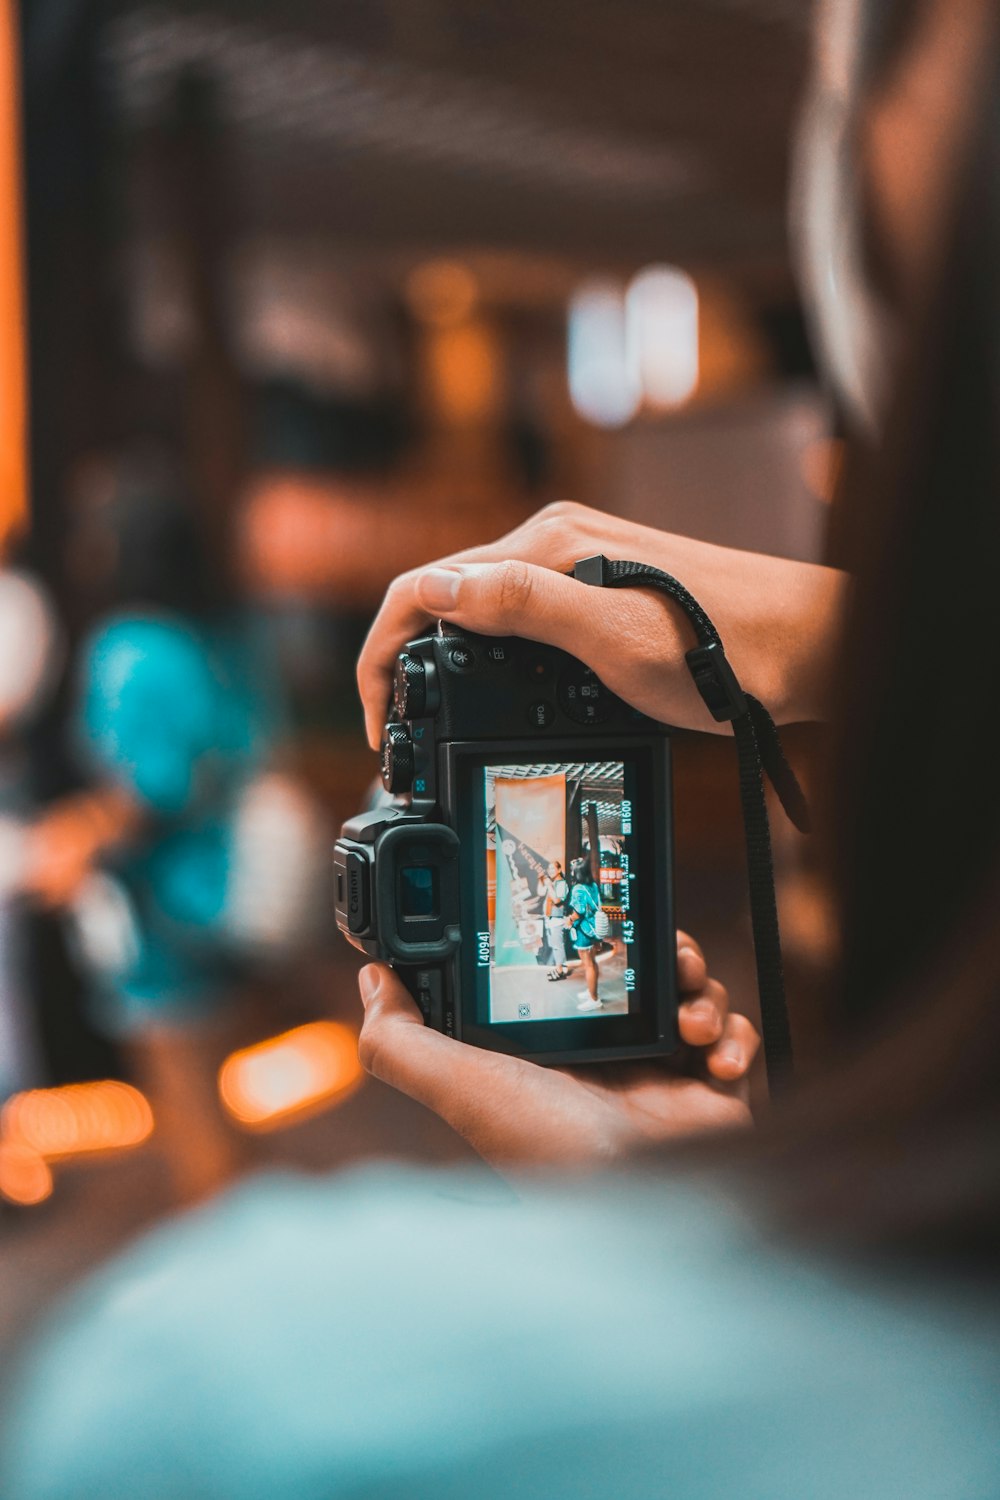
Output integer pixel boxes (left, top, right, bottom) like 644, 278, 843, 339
475, 759, 641, 1025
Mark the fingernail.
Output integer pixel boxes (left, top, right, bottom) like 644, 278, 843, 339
417, 568, 463, 612
717, 1042, 744, 1070
678, 946, 699, 966
359, 965, 382, 1008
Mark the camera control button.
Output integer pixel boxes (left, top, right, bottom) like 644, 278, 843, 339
484, 642, 511, 666
345, 851, 370, 934
393, 653, 427, 719
528, 700, 557, 730
381, 723, 415, 794
558, 667, 613, 725
448, 645, 475, 670
416, 968, 444, 1029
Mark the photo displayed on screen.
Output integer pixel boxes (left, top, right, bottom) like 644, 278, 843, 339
481, 761, 638, 1024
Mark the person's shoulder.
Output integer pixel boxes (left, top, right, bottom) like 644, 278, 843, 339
4, 1166, 999, 1500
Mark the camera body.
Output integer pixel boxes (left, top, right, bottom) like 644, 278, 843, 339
335, 625, 677, 1064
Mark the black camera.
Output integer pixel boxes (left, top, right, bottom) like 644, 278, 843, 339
335, 620, 677, 1065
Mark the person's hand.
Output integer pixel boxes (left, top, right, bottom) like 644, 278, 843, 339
356, 932, 759, 1173
21, 788, 141, 909
357, 500, 845, 749
21, 804, 103, 907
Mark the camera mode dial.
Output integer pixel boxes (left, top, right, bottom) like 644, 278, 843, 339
381, 723, 415, 794
558, 665, 613, 725
393, 652, 427, 719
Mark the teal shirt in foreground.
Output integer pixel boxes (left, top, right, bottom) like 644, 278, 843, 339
3, 1167, 998, 1499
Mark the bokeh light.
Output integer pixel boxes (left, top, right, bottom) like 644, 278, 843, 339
626, 264, 699, 410
218, 1021, 363, 1131
405, 259, 479, 327
1, 1081, 154, 1159
0, 1140, 53, 1206
568, 279, 640, 429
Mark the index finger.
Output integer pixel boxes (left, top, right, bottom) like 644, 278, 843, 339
356, 511, 586, 750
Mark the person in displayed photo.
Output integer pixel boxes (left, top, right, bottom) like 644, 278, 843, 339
568, 856, 602, 1010
539, 859, 571, 981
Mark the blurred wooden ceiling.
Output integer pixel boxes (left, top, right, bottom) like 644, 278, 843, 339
104, 0, 815, 278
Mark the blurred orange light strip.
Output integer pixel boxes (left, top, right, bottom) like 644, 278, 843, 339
218, 1021, 363, 1131
0, 0, 28, 548
1, 1080, 154, 1160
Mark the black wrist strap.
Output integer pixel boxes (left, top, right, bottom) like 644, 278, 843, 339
574, 555, 809, 1095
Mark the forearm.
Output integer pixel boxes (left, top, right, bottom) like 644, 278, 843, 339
22, 784, 145, 907
605, 521, 848, 724
709, 547, 848, 725
71, 784, 145, 852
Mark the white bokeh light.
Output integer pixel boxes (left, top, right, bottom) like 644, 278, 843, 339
567, 280, 640, 429
626, 264, 699, 409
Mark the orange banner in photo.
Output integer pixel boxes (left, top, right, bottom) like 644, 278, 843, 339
494, 774, 565, 877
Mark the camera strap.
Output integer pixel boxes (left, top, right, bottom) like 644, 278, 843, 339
574, 555, 809, 1095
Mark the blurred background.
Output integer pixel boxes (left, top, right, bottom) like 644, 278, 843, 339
1, 0, 834, 1367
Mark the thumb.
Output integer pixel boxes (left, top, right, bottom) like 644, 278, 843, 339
357, 962, 506, 1116
357, 963, 451, 1102
412, 559, 619, 663
356, 962, 550, 1156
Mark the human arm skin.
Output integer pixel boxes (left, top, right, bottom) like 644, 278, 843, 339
21, 785, 143, 908
357, 500, 846, 750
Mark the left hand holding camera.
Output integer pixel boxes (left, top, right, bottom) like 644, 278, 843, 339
356, 502, 843, 751
356, 933, 757, 1172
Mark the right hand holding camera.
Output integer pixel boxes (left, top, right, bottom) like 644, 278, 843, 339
356, 931, 758, 1173
357, 501, 845, 749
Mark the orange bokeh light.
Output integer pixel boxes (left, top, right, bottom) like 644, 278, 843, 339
0, 1140, 53, 1205
405, 259, 478, 327
1, 1080, 154, 1159
0, 0, 28, 549
218, 1021, 363, 1131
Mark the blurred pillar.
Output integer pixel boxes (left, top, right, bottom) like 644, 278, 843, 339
0, 0, 26, 550
20, 0, 124, 628
153, 71, 244, 569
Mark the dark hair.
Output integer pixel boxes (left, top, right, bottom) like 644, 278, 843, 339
764, 2, 1000, 1260
570, 857, 592, 887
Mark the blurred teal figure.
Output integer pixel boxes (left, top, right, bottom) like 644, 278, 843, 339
38, 450, 325, 1198
75, 612, 276, 1034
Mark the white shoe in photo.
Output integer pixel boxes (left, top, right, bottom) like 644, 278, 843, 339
577, 994, 603, 1011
